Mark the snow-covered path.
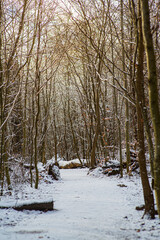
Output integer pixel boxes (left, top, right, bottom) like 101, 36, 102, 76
0, 168, 160, 240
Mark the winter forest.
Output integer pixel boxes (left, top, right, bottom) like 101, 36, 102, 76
0, 0, 160, 239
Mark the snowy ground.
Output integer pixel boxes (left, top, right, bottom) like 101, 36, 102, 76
0, 168, 160, 240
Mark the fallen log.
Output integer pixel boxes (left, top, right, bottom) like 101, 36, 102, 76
0, 199, 54, 211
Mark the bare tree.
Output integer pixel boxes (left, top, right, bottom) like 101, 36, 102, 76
140, 0, 160, 218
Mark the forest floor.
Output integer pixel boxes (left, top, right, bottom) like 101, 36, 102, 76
0, 168, 160, 240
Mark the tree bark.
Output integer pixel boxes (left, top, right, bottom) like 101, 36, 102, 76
121, 0, 130, 173
136, 1, 155, 218
109, 12, 123, 177
34, 0, 42, 189
140, 0, 160, 218
0, 0, 4, 194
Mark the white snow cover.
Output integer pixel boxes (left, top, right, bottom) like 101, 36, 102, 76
58, 158, 86, 168
45, 156, 86, 168
0, 168, 160, 240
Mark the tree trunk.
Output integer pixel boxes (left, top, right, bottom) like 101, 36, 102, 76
109, 12, 123, 177
121, 0, 130, 173
34, 2, 42, 189
0, 0, 3, 194
90, 79, 100, 168
140, 0, 160, 218
135, 1, 155, 219
68, 110, 82, 164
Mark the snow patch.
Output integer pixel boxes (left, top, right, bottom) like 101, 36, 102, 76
88, 167, 104, 177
